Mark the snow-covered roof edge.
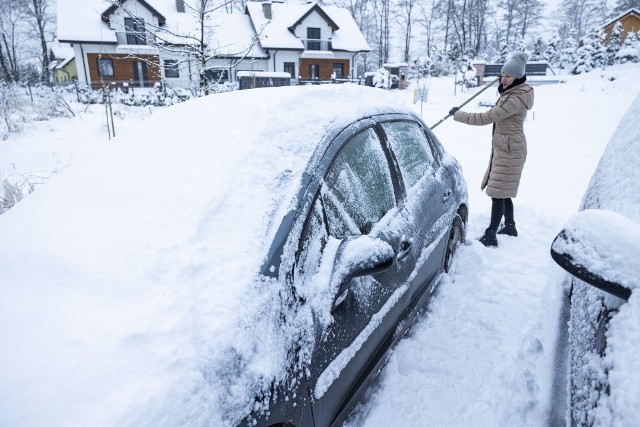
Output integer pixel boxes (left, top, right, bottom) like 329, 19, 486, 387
603, 8, 640, 29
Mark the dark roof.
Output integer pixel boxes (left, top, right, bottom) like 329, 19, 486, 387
288, 3, 339, 32
102, 0, 167, 25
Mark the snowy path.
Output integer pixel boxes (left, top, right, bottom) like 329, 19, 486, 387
345, 206, 568, 426
346, 64, 640, 426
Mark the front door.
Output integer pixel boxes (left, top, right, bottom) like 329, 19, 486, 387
295, 126, 416, 425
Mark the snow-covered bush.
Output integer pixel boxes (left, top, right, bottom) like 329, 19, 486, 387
616, 32, 640, 63
0, 165, 52, 214
372, 68, 389, 88
0, 84, 28, 136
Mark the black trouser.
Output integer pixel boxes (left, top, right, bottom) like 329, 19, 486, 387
489, 198, 514, 230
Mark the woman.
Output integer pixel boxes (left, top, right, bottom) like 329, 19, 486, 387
449, 53, 534, 247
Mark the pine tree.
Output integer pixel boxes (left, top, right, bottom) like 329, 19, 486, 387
530, 36, 546, 60
616, 31, 640, 63
545, 34, 562, 66
607, 22, 623, 65
493, 41, 509, 63
571, 32, 596, 73
592, 29, 608, 68
560, 38, 579, 70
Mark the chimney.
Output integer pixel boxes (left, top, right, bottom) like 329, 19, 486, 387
262, 2, 272, 19
176, 0, 185, 13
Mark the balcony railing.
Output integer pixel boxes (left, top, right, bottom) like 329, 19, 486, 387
303, 39, 332, 51
115, 31, 156, 46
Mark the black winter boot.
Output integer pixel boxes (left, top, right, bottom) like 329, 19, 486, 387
479, 228, 498, 247
497, 221, 518, 237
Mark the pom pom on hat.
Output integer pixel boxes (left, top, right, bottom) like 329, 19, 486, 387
501, 53, 528, 78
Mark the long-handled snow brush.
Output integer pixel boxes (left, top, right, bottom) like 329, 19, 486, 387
430, 76, 500, 130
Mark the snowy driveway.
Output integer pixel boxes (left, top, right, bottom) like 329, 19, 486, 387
346, 63, 640, 426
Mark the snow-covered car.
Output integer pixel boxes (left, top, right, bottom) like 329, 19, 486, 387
550, 93, 640, 426
0, 84, 468, 426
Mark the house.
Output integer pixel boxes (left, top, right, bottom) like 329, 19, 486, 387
56, 0, 370, 90
48, 42, 78, 85
244, 1, 369, 84
603, 8, 640, 43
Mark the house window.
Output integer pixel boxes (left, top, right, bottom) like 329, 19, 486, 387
284, 62, 295, 79
332, 63, 344, 78
204, 69, 229, 83
309, 64, 320, 80
164, 60, 179, 78
125, 17, 146, 45
307, 27, 321, 50
97, 58, 114, 77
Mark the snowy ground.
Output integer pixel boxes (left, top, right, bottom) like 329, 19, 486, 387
1, 63, 639, 426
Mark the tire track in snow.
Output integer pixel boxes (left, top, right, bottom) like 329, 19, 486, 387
346, 206, 567, 427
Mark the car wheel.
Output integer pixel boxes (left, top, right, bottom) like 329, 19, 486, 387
444, 214, 464, 274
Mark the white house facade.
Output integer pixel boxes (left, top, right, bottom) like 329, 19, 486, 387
57, 0, 370, 90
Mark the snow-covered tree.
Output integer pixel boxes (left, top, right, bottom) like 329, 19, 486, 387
571, 32, 597, 73
530, 35, 546, 60
616, 31, 640, 63
545, 33, 563, 66
591, 28, 608, 68
607, 21, 623, 65
559, 38, 579, 70
493, 41, 510, 63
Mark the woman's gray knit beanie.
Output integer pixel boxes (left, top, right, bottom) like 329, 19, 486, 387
501, 53, 528, 78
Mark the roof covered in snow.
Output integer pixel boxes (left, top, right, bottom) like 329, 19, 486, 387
57, 0, 368, 55
246, 1, 369, 52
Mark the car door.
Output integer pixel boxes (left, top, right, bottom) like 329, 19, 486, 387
294, 125, 417, 426
379, 119, 451, 296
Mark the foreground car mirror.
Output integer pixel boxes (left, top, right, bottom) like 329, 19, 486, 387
550, 209, 639, 301
332, 235, 395, 310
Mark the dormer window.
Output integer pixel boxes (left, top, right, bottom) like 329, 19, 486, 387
125, 17, 146, 45
307, 27, 321, 50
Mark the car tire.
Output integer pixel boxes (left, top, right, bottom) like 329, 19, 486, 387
444, 213, 464, 274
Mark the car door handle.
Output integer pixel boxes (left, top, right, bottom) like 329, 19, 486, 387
443, 189, 452, 202
396, 239, 412, 260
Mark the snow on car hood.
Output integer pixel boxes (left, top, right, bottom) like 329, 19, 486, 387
0, 85, 413, 426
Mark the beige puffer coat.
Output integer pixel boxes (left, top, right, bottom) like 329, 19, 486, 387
453, 82, 534, 198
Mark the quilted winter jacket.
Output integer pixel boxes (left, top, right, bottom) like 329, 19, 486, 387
453, 82, 534, 198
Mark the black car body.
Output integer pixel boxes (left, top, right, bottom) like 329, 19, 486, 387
251, 110, 468, 426
551, 93, 640, 426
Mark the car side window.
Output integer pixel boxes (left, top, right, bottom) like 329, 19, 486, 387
322, 128, 395, 239
295, 127, 395, 281
382, 121, 435, 189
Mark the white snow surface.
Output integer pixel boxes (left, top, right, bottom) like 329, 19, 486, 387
1, 63, 640, 426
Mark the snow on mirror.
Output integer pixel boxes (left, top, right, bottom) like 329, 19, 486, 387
330, 235, 395, 309
551, 209, 640, 300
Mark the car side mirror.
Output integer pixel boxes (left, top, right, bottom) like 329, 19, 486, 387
331, 235, 395, 310
550, 209, 639, 301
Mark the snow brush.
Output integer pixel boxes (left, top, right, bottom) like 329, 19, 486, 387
430, 76, 500, 130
